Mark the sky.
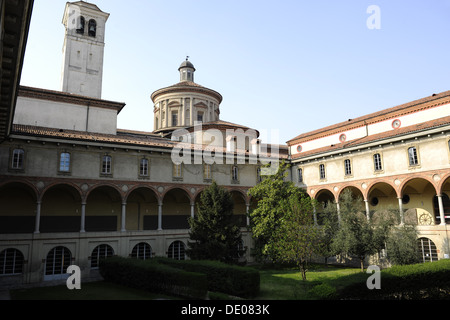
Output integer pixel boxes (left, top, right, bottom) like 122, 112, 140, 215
19, 0, 450, 144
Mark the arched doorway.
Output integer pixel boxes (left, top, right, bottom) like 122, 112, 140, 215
314, 189, 335, 225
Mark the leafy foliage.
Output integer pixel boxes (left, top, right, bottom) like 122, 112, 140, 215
187, 181, 243, 264
249, 161, 321, 280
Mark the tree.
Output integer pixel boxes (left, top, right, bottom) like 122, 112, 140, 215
270, 195, 322, 281
187, 181, 243, 264
248, 161, 303, 261
330, 189, 377, 272
317, 200, 340, 266
385, 224, 420, 265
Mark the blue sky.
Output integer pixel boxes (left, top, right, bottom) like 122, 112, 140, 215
20, 1, 450, 144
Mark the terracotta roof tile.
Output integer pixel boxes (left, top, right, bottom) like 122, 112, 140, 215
291, 115, 450, 160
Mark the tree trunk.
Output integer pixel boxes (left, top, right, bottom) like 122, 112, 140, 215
360, 258, 364, 272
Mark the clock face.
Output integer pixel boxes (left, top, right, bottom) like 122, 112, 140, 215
392, 119, 401, 129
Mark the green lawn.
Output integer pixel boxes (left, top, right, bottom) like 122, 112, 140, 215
256, 264, 364, 300
10, 264, 364, 300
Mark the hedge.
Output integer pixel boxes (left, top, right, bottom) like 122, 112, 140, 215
337, 259, 450, 299
99, 256, 208, 299
154, 257, 260, 298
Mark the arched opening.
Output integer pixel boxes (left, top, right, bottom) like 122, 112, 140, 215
230, 190, 247, 227
44, 246, 72, 281
86, 185, 122, 232
88, 19, 96, 37
162, 188, 191, 229
130, 242, 153, 260
417, 237, 438, 262
314, 189, 335, 225
91, 244, 114, 268
436, 177, 450, 224
368, 182, 400, 224
0, 182, 37, 233
126, 187, 159, 231
167, 241, 186, 260
338, 186, 366, 220
401, 178, 437, 225
0, 248, 24, 275
41, 184, 82, 233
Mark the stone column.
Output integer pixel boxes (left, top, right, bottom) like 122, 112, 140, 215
398, 197, 404, 225
181, 98, 185, 126
246, 204, 250, 226
164, 100, 169, 128
34, 201, 41, 234
80, 201, 86, 233
190, 98, 194, 126
191, 202, 195, 219
158, 202, 163, 231
121, 202, 126, 232
364, 199, 370, 221
437, 194, 446, 225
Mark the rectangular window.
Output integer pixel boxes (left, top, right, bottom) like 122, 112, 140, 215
257, 167, 262, 183
173, 163, 182, 178
344, 159, 352, 176
203, 164, 212, 180
102, 155, 112, 174
59, 152, 71, 172
11, 149, 25, 169
140, 158, 149, 176
197, 112, 204, 122
319, 164, 326, 180
232, 165, 239, 182
298, 168, 303, 183
408, 147, 419, 166
373, 153, 382, 171
172, 112, 178, 127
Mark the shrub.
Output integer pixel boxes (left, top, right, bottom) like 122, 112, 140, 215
336, 259, 450, 299
154, 258, 260, 298
99, 257, 207, 299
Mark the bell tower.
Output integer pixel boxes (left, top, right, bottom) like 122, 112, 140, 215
61, 1, 109, 99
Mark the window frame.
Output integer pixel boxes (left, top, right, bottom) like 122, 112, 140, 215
139, 157, 150, 179
10, 148, 25, 171
297, 167, 303, 183
100, 154, 113, 176
373, 153, 383, 172
231, 165, 239, 184
58, 151, 72, 174
344, 159, 352, 176
0, 248, 24, 275
203, 163, 212, 182
407, 146, 420, 167
319, 164, 326, 180
172, 163, 183, 181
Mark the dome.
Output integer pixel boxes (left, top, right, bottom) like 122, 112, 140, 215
178, 59, 195, 71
